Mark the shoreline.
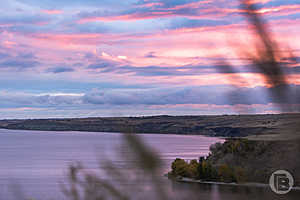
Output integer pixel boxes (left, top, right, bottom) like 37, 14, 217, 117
0, 128, 228, 139
167, 175, 300, 190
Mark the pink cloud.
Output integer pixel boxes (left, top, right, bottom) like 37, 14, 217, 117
29, 33, 114, 47
250, 0, 273, 3
77, 12, 178, 23
105, 72, 300, 88
2, 40, 17, 48
77, 2, 233, 23
41, 9, 63, 15
77, 2, 300, 25
256, 4, 300, 16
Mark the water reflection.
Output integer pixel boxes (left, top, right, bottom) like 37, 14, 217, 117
169, 181, 300, 200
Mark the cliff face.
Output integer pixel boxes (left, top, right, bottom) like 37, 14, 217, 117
1, 114, 299, 138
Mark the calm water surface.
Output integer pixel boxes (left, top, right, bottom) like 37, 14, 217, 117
0, 129, 299, 200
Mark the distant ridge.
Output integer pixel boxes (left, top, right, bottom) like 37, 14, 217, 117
1, 113, 299, 138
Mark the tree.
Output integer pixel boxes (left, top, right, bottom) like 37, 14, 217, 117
171, 158, 189, 177
234, 166, 247, 183
187, 159, 199, 178
218, 164, 235, 183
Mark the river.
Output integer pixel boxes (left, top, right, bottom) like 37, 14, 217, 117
0, 129, 298, 200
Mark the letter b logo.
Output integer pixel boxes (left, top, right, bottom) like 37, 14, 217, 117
269, 170, 294, 194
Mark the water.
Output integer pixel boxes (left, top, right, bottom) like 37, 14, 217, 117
0, 129, 299, 200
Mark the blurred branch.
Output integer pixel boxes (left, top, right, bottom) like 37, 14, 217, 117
61, 133, 174, 200
241, 0, 290, 103
216, 0, 297, 112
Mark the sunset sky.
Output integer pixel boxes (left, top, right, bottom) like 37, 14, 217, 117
0, 0, 300, 118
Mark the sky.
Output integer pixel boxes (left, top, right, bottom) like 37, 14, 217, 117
0, 0, 300, 119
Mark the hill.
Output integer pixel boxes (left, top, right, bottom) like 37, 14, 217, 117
0, 113, 299, 139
